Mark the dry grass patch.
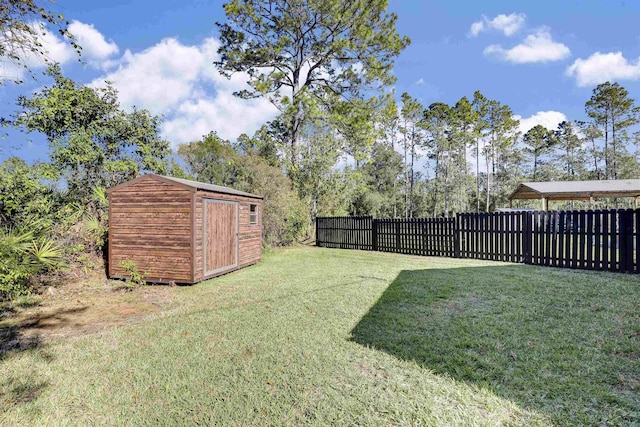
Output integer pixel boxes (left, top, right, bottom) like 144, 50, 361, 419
1, 274, 174, 351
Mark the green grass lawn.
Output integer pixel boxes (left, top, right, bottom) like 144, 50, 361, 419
1, 247, 638, 426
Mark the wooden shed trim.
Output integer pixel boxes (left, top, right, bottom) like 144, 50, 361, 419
190, 191, 196, 283
160, 175, 263, 199
107, 192, 113, 278
107, 174, 263, 200
106, 174, 197, 194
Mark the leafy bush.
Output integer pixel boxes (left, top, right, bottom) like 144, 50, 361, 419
236, 156, 309, 246
119, 260, 146, 289
82, 214, 108, 249
0, 157, 60, 227
0, 221, 64, 300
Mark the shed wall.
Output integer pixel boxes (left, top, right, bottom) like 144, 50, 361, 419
194, 191, 262, 282
108, 178, 194, 282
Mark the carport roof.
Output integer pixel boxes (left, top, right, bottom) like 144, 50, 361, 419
508, 179, 640, 201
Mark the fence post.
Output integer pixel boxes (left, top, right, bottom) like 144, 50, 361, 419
454, 213, 461, 258
619, 209, 634, 273
372, 218, 378, 252
315, 216, 319, 247
523, 211, 532, 265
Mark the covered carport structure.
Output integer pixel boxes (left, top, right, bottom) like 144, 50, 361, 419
508, 179, 640, 210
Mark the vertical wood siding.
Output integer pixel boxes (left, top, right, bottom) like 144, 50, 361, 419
204, 200, 238, 275
194, 191, 262, 282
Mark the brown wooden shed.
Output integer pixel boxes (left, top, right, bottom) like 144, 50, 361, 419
107, 174, 263, 284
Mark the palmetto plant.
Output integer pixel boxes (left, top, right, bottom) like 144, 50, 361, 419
27, 238, 65, 268
0, 220, 65, 299
82, 213, 108, 249
92, 186, 109, 211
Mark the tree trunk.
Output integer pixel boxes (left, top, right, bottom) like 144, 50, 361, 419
611, 113, 617, 179
290, 67, 302, 183
393, 180, 397, 218
461, 143, 468, 212
410, 135, 415, 218
485, 152, 491, 213
592, 137, 600, 179
476, 138, 480, 213
404, 138, 408, 218
603, 118, 609, 179
443, 153, 449, 218
432, 152, 440, 218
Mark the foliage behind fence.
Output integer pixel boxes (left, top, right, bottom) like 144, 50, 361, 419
316, 209, 640, 274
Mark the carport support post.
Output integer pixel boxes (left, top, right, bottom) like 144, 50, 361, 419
541, 197, 548, 211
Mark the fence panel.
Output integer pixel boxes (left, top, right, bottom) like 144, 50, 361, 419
366, 217, 456, 256
316, 209, 639, 274
457, 212, 527, 262
316, 216, 373, 251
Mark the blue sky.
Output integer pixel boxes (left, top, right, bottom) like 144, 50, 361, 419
2, 0, 640, 163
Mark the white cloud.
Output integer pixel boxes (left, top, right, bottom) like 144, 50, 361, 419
0, 22, 77, 82
0, 20, 117, 82
483, 28, 570, 64
38, 25, 77, 65
91, 37, 278, 146
469, 13, 526, 37
68, 20, 118, 60
415, 78, 425, 85
93, 38, 209, 112
162, 93, 276, 146
514, 110, 567, 134
469, 21, 486, 38
0, 23, 75, 80
566, 51, 640, 87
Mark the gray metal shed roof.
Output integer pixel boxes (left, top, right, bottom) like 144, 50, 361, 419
509, 179, 640, 201
158, 175, 263, 199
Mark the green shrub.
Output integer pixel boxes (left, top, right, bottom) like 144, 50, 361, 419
83, 214, 108, 249
236, 155, 309, 246
0, 221, 64, 300
119, 260, 146, 289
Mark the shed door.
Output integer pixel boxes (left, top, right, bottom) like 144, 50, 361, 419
204, 199, 238, 276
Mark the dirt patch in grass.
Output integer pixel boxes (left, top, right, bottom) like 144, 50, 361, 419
1, 272, 175, 351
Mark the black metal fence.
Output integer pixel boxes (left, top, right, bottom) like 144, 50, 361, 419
316, 209, 640, 274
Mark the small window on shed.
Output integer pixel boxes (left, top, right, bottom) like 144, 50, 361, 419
249, 204, 258, 225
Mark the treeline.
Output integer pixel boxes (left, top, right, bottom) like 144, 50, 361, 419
191, 82, 638, 223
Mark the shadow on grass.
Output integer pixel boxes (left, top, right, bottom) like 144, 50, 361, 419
350, 265, 639, 425
0, 375, 48, 409
0, 306, 88, 359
